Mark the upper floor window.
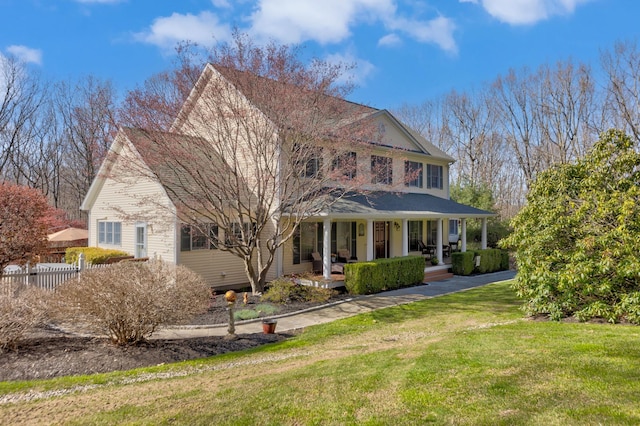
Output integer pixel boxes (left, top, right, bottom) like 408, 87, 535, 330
295, 144, 323, 178
426, 164, 443, 190
405, 161, 423, 188
98, 221, 121, 245
304, 155, 322, 178
331, 151, 357, 180
181, 224, 219, 251
371, 155, 392, 185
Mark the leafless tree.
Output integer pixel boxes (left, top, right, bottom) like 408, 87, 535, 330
392, 98, 450, 152
601, 39, 640, 143
117, 33, 379, 294
534, 60, 598, 166
0, 55, 46, 177
441, 87, 504, 188
54, 76, 118, 222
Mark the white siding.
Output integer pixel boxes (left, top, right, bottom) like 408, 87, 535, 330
89, 143, 176, 263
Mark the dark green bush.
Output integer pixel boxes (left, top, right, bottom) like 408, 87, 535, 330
502, 130, 640, 323
344, 256, 424, 295
451, 251, 475, 275
500, 250, 510, 271
474, 249, 505, 274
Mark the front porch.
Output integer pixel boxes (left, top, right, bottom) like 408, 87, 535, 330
298, 259, 454, 289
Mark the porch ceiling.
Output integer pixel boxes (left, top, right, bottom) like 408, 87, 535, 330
321, 191, 496, 220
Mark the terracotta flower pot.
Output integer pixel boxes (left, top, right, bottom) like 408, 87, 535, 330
262, 319, 277, 334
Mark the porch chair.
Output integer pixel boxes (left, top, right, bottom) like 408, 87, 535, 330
311, 252, 323, 274
417, 240, 434, 259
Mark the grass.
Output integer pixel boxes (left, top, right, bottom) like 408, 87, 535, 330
1, 280, 639, 425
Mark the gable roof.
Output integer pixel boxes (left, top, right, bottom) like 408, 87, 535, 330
173, 64, 452, 162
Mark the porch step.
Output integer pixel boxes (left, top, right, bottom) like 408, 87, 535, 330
423, 270, 454, 283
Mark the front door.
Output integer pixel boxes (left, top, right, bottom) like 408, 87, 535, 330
374, 221, 389, 259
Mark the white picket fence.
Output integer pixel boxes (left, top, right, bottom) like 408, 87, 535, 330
1, 254, 108, 292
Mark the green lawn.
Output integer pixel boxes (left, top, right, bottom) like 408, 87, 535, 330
1, 280, 639, 425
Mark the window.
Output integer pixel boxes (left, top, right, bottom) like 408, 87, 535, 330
295, 144, 323, 178
371, 155, 392, 185
293, 222, 321, 264
426, 164, 443, 189
98, 221, 121, 245
331, 151, 357, 180
180, 224, 219, 251
225, 222, 256, 247
426, 220, 437, 245
305, 155, 322, 178
449, 219, 459, 237
408, 221, 423, 252
405, 161, 423, 188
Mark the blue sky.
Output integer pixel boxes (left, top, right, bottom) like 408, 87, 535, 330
1, 0, 638, 109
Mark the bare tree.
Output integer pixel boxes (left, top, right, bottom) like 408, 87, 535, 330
54, 76, 118, 222
441, 87, 504, 188
392, 98, 450, 152
492, 67, 542, 184
0, 55, 45, 176
118, 34, 377, 294
601, 39, 640, 143
534, 60, 597, 165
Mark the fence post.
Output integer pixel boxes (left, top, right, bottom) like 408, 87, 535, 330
77, 253, 85, 281
26, 262, 32, 286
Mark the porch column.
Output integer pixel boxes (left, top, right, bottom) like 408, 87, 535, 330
323, 218, 332, 280
461, 219, 467, 252
402, 218, 408, 256
366, 219, 374, 261
481, 218, 488, 249
436, 218, 444, 265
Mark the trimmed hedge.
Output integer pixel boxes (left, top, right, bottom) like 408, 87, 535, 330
344, 256, 424, 295
65, 247, 131, 265
451, 249, 509, 276
474, 249, 504, 274
451, 251, 475, 276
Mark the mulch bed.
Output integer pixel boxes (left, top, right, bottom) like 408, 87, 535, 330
0, 291, 350, 382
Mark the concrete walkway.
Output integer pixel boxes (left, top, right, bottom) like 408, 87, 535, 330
153, 270, 517, 340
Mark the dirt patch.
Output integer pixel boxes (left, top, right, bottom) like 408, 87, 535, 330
0, 292, 350, 382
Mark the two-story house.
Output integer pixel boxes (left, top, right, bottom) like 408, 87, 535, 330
81, 63, 493, 289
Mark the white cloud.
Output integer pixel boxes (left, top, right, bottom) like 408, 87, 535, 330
134, 11, 232, 50
136, 1, 458, 55
249, 0, 396, 45
466, 0, 592, 25
248, 0, 457, 53
378, 33, 402, 47
388, 15, 457, 54
325, 51, 375, 86
5, 45, 42, 65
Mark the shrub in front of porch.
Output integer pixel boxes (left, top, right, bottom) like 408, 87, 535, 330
474, 249, 508, 274
451, 251, 475, 275
344, 256, 424, 295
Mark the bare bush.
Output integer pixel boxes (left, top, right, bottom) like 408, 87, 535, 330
52, 260, 210, 345
0, 282, 49, 352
